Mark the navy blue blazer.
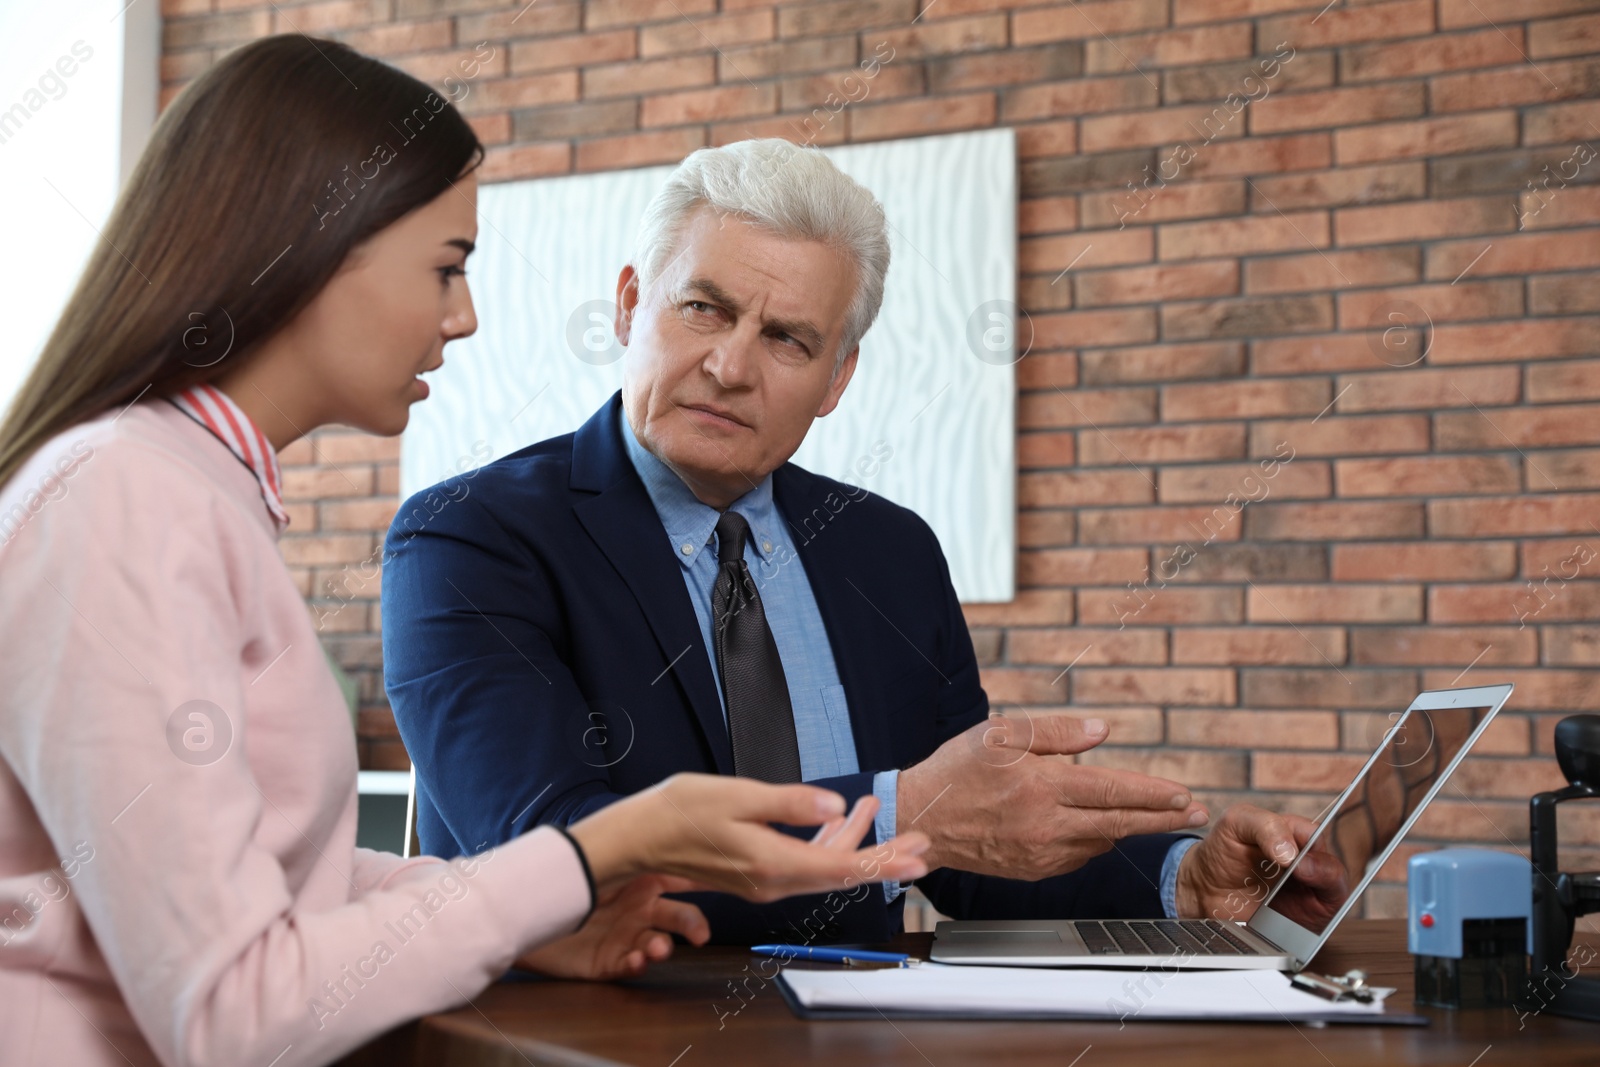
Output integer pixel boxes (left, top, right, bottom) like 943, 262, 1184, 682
382, 393, 1180, 943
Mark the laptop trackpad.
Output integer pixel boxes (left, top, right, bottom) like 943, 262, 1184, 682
940, 929, 1062, 943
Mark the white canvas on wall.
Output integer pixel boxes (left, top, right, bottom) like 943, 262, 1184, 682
400, 127, 1018, 602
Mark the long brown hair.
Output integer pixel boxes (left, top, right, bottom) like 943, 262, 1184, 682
0, 34, 483, 489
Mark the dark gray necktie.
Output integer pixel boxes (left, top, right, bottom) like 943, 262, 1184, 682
711, 510, 802, 783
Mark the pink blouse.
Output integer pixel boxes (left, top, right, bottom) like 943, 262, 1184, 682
0, 397, 591, 1067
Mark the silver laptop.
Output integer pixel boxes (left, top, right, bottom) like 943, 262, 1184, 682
931, 683, 1515, 971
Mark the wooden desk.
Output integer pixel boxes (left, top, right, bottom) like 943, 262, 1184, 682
341, 920, 1600, 1066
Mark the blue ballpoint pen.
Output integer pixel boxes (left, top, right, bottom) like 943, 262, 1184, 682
750, 944, 915, 967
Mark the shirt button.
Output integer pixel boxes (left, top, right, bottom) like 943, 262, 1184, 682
763, 541, 773, 553
680, 543, 693, 555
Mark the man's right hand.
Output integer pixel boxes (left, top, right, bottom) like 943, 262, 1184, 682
896, 712, 1210, 881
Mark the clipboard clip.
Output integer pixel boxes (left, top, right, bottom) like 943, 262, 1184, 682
1290, 969, 1376, 1003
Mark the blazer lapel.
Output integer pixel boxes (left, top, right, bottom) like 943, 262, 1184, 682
774, 468, 895, 774
570, 395, 734, 774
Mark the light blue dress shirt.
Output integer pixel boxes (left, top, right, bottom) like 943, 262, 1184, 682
620, 415, 1193, 917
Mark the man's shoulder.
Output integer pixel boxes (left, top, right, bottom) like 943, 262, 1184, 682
775, 461, 936, 547
389, 430, 579, 543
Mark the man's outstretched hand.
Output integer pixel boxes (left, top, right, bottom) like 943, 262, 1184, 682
897, 712, 1211, 881
1174, 805, 1349, 929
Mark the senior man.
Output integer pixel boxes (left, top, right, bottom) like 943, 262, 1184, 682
382, 139, 1346, 944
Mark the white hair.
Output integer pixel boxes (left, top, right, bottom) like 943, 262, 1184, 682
631, 139, 891, 369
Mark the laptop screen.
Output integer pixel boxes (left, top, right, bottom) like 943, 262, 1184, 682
1256, 703, 1492, 936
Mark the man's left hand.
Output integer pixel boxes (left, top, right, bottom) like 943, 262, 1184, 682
1174, 805, 1349, 929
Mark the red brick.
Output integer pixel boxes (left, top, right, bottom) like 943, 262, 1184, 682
1530, 360, 1600, 405
1159, 212, 1331, 261
1422, 669, 1600, 712
575, 128, 706, 171
453, 3, 581, 40
1242, 667, 1420, 708
1019, 196, 1080, 235
1075, 588, 1248, 630
282, 466, 374, 500
1246, 500, 1425, 540
1017, 430, 1076, 468
1337, 366, 1521, 413
963, 590, 1075, 627
1340, 27, 1527, 81
715, 36, 857, 81
1334, 196, 1518, 246
1250, 83, 1424, 135
460, 71, 579, 113
1018, 511, 1077, 548
1005, 628, 1168, 665
1015, 121, 1079, 159
1540, 449, 1600, 489
1029, 309, 1159, 350
1080, 343, 1245, 385
1439, 0, 1594, 28
1332, 541, 1518, 582
1018, 471, 1155, 508
1477, 575, 1600, 626
1436, 403, 1600, 451
777, 0, 916, 37
1080, 179, 1246, 230
1426, 319, 1600, 364
848, 92, 996, 141
1079, 506, 1245, 546
779, 65, 924, 111
1081, 105, 1250, 153
1249, 414, 1430, 457
479, 141, 572, 182
1334, 112, 1518, 165
1533, 272, 1600, 316
1149, 543, 1328, 584
1083, 24, 1253, 75
1523, 99, 1600, 146
980, 667, 1069, 705
1259, 0, 1435, 48
335, 19, 453, 57
1521, 538, 1600, 580
1545, 627, 1600, 666
1251, 333, 1392, 375
1017, 547, 1154, 586
1340, 454, 1523, 497
278, 533, 376, 566
468, 112, 512, 145
640, 84, 775, 126
640, 9, 774, 57
1073, 668, 1236, 706
1012, 0, 1167, 45
1081, 424, 1247, 465
1075, 261, 1238, 308
1341, 280, 1524, 328
1169, 709, 1340, 749
1430, 494, 1600, 537
931, 44, 1086, 92
310, 433, 399, 464
709, 115, 847, 147
1248, 162, 1425, 212
1163, 378, 1330, 422
1002, 75, 1161, 122
1451, 757, 1569, 799
1016, 354, 1080, 390
1158, 460, 1331, 503
1253, 752, 1372, 792
583, 56, 715, 100
1171, 627, 1346, 666
1172, 0, 1315, 22
1175, 133, 1333, 179
510, 30, 635, 74
1245, 247, 1420, 295
581, 0, 715, 30
1518, 187, 1600, 233
320, 498, 399, 531
1429, 231, 1600, 281
1350, 627, 1536, 668
1430, 56, 1600, 113
1247, 583, 1422, 623
872, 13, 1008, 58
1020, 230, 1154, 273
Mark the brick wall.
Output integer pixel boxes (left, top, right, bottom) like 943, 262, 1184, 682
160, 0, 1600, 915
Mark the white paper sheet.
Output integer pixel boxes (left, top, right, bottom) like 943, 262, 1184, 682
780, 964, 1391, 1022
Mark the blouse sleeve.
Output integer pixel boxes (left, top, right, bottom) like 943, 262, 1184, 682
0, 437, 592, 1067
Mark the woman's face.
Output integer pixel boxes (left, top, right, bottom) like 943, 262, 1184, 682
272, 172, 480, 437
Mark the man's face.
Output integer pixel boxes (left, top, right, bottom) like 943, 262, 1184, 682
616, 206, 861, 507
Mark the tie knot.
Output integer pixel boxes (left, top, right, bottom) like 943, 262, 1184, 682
715, 510, 749, 565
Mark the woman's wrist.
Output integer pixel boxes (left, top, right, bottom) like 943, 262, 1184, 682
567, 796, 654, 891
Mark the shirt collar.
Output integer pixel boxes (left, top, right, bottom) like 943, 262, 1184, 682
618, 408, 779, 569
168, 384, 291, 535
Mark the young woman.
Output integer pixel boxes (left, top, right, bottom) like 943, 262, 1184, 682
0, 36, 929, 1067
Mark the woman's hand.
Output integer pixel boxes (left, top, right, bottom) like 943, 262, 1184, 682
568, 774, 931, 903
515, 874, 709, 980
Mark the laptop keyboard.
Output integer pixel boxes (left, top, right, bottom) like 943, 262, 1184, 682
1072, 919, 1262, 956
